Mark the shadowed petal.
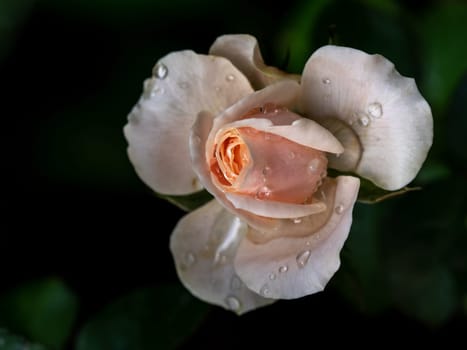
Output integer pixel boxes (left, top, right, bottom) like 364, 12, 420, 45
210, 34, 300, 89
170, 200, 275, 314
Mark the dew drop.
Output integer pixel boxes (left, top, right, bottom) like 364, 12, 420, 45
262, 166, 271, 176
192, 135, 201, 144
255, 186, 272, 200
260, 284, 270, 297
288, 152, 296, 159
153, 62, 168, 79
268, 272, 277, 280
292, 218, 302, 224
278, 265, 288, 273
322, 78, 331, 84
296, 250, 311, 268
184, 251, 196, 267
226, 74, 235, 82
335, 204, 344, 214
225, 295, 241, 311
230, 276, 242, 290
358, 115, 370, 127
308, 158, 321, 173
368, 102, 383, 118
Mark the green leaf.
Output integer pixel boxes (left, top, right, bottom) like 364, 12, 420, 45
276, 0, 332, 72
335, 203, 390, 314
0, 329, 47, 350
0, 278, 78, 349
158, 190, 213, 212
416, 3, 467, 113
389, 264, 457, 326
76, 285, 209, 350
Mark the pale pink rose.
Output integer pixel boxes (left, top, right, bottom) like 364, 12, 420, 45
124, 35, 433, 314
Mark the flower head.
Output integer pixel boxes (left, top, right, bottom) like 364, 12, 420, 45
124, 35, 432, 314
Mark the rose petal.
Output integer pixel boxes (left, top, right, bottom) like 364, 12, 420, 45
225, 192, 326, 219
301, 45, 433, 190
210, 34, 300, 89
124, 50, 253, 195
170, 200, 275, 314
207, 80, 301, 156
234, 176, 360, 299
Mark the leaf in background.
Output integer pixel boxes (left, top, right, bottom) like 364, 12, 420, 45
0, 329, 47, 350
76, 285, 209, 350
158, 190, 213, 212
389, 263, 457, 326
276, 0, 331, 72
0, 278, 78, 349
416, 3, 467, 113
334, 203, 390, 314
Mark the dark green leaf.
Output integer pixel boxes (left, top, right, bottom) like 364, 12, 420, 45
76, 285, 209, 350
416, 3, 467, 113
276, 0, 332, 72
335, 203, 390, 314
0, 278, 78, 349
158, 190, 213, 212
0, 329, 47, 350
389, 264, 457, 326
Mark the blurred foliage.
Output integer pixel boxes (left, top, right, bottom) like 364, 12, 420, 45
0, 278, 78, 349
76, 285, 209, 350
0, 329, 47, 350
3, 0, 467, 348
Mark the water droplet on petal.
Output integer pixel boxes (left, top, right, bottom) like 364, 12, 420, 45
153, 62, 168, 79
322, 78, 331, 84
260, 284, 270, 297
335, 204, 344, 214
226, 74, 235, 82
296, 250, 311, 268
292, 218, 302, 224
184, 251, 196, 267
278, 265, 288, 273
358, 115, 370, 127
255, 186, 272, 200
230, 276, 242, 290
225, 296, 241, 311
269, 272, 276, 280
308, 158, 321, 173
288, 152, 296, 159
262, 166, 271, 176
192, 135, 201, 144
368, 102, 383, 118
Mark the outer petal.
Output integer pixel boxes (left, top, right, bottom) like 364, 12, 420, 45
234, 176, 360, 299
301, 45, 433, 190
124, 50, 253, 195
170, 200, 275, 314
210, 34, 300, 89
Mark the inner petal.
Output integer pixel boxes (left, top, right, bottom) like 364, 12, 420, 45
210, 121, 328, 205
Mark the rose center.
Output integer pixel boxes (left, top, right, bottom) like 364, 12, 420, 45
210, 104, 328, 204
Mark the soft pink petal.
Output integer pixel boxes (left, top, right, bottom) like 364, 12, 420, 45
124, 50, 253, 195
210, 34, 300, 89
234, 176, 360, 299
170, 200, 275, 314
301, 45, 433, 190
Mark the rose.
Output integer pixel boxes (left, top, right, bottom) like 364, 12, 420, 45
124, 35, 432, 314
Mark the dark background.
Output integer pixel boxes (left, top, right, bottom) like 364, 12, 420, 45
2, 0, 467, 348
